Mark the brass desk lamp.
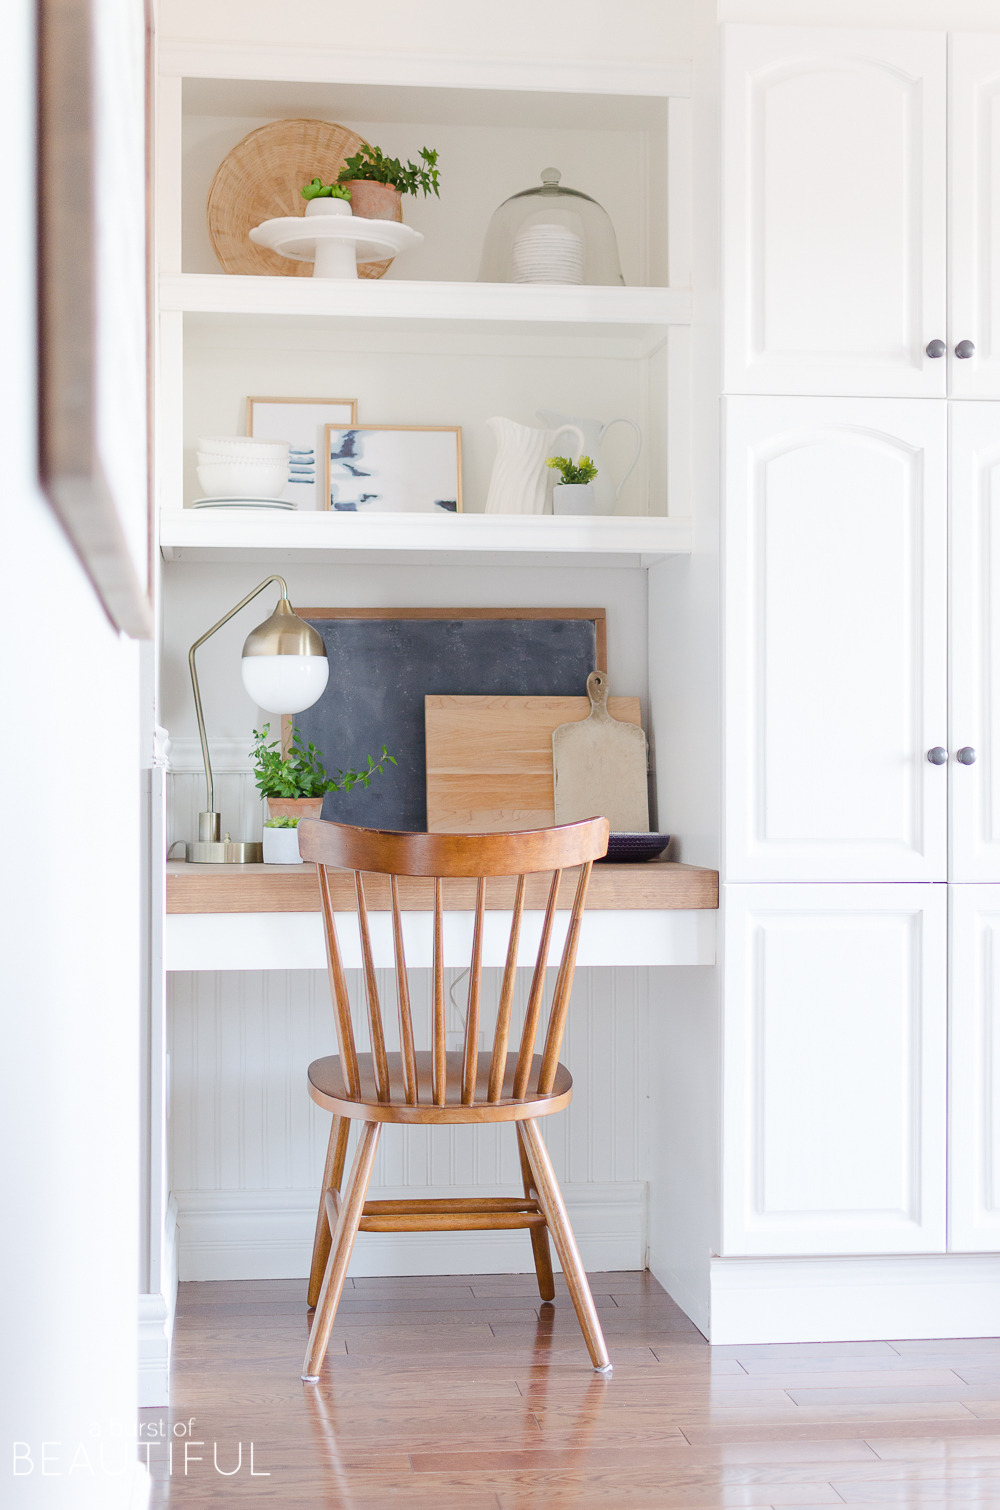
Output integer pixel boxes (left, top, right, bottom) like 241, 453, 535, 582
187, 575, 329, 863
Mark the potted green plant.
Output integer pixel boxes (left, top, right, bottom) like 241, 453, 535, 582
251, 723, 396, 860
335, 143, 440, 221
262, 814, 306, 865
545, 454, 599, 516
299, 179, 353, 220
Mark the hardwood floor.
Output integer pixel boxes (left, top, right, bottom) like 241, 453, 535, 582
142, 1271, 1000, 1506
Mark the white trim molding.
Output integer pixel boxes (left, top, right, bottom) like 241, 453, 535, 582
167, 734, 252, 773
157, 41, 691, 98
709, 1254, 1000, 1345
138, 1293, 171, 1409
174, 1182, 647, 1282
165, 908, 717, 972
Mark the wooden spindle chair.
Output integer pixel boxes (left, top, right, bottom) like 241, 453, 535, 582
297, 815, 612, 1382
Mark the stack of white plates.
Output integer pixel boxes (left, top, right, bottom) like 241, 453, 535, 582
511, 223, 584, 284
191, 498, 294, 511
196, 436, 291, 501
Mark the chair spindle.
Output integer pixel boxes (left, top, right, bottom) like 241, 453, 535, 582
355, 872, 390, 1101
489, 873, 527, 1102
537, 861, 594, 1095
389, 875, 418, 1105
462, 877, 487, 1105
317, 866, 360, 1098
432, 878, 446, 1106
513, 869, 562, 1099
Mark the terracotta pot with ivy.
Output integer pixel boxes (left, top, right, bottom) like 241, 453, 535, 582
250, 723, 396, 826
334, 143, 440, 220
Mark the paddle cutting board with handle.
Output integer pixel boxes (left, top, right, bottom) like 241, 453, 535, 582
425, 692, 641, 833
553, 671, 649, 831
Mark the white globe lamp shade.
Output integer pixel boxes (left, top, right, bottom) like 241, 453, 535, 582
241, 652, 329, 714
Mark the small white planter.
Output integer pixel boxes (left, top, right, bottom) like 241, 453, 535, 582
263, 825, 304, 863
552, 482, 596, 515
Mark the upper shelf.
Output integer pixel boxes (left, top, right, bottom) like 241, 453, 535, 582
159, 509, 692, 568
160, 274, 691, 344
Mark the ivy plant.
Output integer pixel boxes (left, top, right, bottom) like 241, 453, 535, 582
336, 143, 441, 198
546, 454, 599, 486
250, 723, 396, 800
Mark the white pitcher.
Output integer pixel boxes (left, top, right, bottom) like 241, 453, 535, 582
536, 409, 642, 515
484, 418, 585, 515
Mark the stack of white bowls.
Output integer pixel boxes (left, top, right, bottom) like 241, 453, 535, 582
196, 436, 291, 504
511, 223, 584, 284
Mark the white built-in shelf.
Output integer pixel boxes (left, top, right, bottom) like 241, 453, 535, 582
160, 274, 691, 339
159, 509, 691, 568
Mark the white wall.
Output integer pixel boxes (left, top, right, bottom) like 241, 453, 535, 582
169, 966, 649, 1279
158, 0, 695, 63
0, 2, 145, 1502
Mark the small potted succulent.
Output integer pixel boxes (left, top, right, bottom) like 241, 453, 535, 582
300, 179, 353, 220
334, 143, 440, 221
251, 723, 396, 862
546, 454, 599, 516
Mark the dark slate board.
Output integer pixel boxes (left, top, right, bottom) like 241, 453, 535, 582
292, 616, 598, 831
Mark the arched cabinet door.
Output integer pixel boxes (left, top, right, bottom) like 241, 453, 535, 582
723, 25, 946, 398
950, 37, 1000, 398
724, 396, 947, 883
949, 402, 1000, 880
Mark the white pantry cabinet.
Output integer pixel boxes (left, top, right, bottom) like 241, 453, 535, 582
724, 396, 948, 883
950, 402, 1000, 883
950, 885, 1000, 1252
723, 25, 946, 398
722, 883, 947, 1257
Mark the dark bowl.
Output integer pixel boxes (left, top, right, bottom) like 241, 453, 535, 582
597, 832, 671, 864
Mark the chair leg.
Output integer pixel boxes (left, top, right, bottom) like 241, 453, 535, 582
519, 1118, 611, 1375
308, 1116, 351, 1308
516, 1121, 555, 1302
302, 1120, 380, 1382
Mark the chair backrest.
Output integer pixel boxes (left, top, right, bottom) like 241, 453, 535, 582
297, 817, 610, 1108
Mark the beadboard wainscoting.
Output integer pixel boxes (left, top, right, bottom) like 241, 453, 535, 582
168, 748, 263, 850
169, 965, 650, 1280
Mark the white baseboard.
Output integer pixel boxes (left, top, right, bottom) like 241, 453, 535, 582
138, 1293, 171, 1408
711, 1253, 1000, 1344
648, 1257, 710, 1339
174, 1182, 647, 1282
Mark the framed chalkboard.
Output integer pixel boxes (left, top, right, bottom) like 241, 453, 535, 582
285, 608, 606, 832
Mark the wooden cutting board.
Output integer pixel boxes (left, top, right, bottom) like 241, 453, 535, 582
425, 693, 641, 833
553, 671, 649, 831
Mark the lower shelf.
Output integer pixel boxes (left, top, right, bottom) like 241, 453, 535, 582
158, 509, 692, 566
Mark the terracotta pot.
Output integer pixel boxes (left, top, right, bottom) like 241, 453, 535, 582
266, 796, 324, 823
340, 180, 403, 222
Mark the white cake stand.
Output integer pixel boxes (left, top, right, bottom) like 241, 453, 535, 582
249, 207, 423, 279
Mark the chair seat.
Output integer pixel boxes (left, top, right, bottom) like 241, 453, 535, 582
307, 1050, 573, 1124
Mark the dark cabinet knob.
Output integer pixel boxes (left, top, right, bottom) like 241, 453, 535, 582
927, 747, 948, 765
957, 746, 977, 765
956, 340, 976, 359
925, 339, 946, 358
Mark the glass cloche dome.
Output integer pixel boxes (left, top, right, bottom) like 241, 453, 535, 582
477, 168, 625, 286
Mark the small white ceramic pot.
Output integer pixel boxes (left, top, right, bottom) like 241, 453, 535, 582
262, 825, 304, 863
305, 197, 353, 218
552, 482, 596, 516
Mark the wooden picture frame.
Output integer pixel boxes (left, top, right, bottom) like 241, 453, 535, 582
37, 0, 153, 638
323, 424, 463, 514
247, 396, 358, 511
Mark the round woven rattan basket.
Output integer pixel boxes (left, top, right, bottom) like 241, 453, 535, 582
207, 118, 402, 280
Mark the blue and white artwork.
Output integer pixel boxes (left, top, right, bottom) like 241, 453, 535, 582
247, 398, 356, 510
324, 426, 462, 513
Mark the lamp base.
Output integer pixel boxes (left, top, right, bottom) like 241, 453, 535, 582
186, 840, 263, 864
